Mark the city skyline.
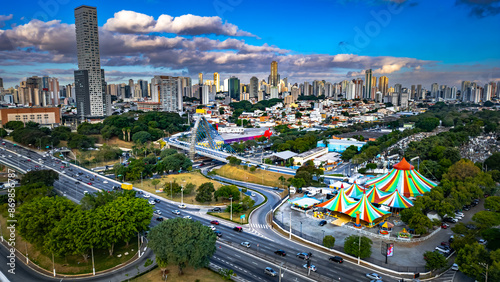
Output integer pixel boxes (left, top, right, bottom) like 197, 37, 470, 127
0, 0, 499, 88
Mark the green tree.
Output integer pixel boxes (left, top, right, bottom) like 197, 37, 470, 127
323, 235, 335, 248
485, 196, 500, 213
21, 169, 59, 186
485, 152, 500, 171
4, 121, 24, 130
423, 251, 447, 270
15, 183, 55, 205
456, 243, 490, 281
289, 177, 306, 189
472, 211, 500, 229
416, 117, 440, 132
214, 185, 240, 201
18, 196, 76, 249
343, 235, 372, 259
151, 179, 161, 190
132, 131, 152, 144
148, 217, 217, 275
196, 182, 215, 203
0, 128, 7, 138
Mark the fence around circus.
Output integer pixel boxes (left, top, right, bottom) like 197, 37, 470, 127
270, 195, 429, 275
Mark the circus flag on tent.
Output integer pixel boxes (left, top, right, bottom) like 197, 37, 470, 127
344, 182, 366, 199
365, 158, 437, 198
317, 188, 356, 213
378, 189, 414, 209
343, 192, 391, 223
365, 185, 391, 204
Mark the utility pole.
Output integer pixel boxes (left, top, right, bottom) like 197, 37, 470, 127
289, 209, 292, 239
358, 233, 361, 265
279, 262, 284, 282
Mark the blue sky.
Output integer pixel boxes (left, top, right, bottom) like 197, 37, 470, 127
0, 0, 499, 88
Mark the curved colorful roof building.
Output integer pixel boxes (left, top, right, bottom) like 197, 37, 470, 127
365, 158, 437, 198
365, 185, 391, 204
317, 188, 356, 213
378, 189, 414, 209
344, 182, 366, 199
343, 192, 391, 223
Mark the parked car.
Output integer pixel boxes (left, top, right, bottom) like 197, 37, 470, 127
435, 246, 451, 253
479, 239, 487, 245
212, 207, 222, 212
366, 273, 382, 280
441, 223, 449, 229
233, 226, 242, 232
274, 249, 286, 256
241, 242, 251, 248
319, 220, 327, 226
264, 267, 277, 277
329, 256, 343, 263
451, 263, 459, 271
210, 220, 219, 225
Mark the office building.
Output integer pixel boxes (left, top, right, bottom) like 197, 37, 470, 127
364, 69, 373, 99
270, 86, 279, 99
228, 77, 240, 100
74, 5, 109, 118
270, 61, 278, 87
430, 83, 439, 98
416, 85, 422, 99
214, 72, 220, 92
0, 107, 61, 127
378, 76, 388, 95
198, 73, 203, 85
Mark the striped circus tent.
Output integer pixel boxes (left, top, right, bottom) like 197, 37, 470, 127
365, 158, 437, 198
365, 185, 391, 204
378, 189, 414, 209
317, 188, 356, 213
344, 182, 366, 199
343, 192, 391, 223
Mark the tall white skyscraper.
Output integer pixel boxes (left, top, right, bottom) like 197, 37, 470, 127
74, 5, 108, 118
150, 76, 183, 112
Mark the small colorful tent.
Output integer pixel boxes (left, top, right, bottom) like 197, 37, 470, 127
317, 188, 356, 213
378, 189, 414, 209
365, 158, 437, 197
343, 192, 391, 223
344, 182, 366, 199
365, 185, 391, 204
379, 221, 394, 229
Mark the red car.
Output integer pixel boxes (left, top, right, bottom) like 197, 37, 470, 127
441, 223, 449, 229
210, 220, 219, 225
87, 182, 92, 185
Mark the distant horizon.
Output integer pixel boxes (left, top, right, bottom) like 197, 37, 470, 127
0, 0, 499, 89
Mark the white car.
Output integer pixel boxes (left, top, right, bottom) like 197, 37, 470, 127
183, 215, 192, 220
251, 193, 256, 197
303, 264, 317, 272
148, 200, 155, 205
178, 203, 187, 209
154, 210, 162, 215
455, 212, 464, 217
210, 225, 216, 231
103, 180, 108, 184
451, 263, 459, 271
172, 210, 181, 215
241, 241, 251, 248
479, 239, 487, 245
366, 273, 381, 280
143, 194, 150, 198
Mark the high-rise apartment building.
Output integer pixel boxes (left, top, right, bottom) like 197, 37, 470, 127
270, 61, 278, 87
378, 76, 388, 95
249, 76, 258, 99
416, 85, 422, 99
74, 5, 108, 118
150, 76, 183, 112
364, 69, 373, 99
431, 83, 439, 98
394, 83, 402, 94
213, 72, 220, 92
198, 73, 203, 85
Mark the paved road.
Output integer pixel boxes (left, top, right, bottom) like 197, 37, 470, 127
0, 141, 408, 281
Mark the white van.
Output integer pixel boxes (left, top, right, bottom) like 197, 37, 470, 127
306, 190, 317, 197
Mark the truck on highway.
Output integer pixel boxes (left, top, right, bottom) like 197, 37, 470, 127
121, 183, 133, 190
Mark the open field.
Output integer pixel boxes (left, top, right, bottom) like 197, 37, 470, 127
0, 214, 137, 275
132, 171, 224, 206
90, 135, 134, 149
214, 165, 289, 188
131, 266, 224, 282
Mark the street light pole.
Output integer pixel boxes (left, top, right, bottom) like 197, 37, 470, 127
141, 172, 143, 188
181, 186, 184, 205
229, 197, 233, 220
357, 232, 361, 265
289, 209, 292, 239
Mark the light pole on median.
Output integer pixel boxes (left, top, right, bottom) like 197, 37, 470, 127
322, 230, 325, 242
181, 186, 184, 205
229, 196, 233, 221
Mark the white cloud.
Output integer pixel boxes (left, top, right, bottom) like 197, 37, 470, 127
103, 10, 256, 37
0, 14, 13, 28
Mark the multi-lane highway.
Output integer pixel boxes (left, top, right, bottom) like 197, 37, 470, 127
0, 140, 404, 282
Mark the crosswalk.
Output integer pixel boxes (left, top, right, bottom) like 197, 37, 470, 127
432, 269, 456, 282
249, 223, 271, 229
